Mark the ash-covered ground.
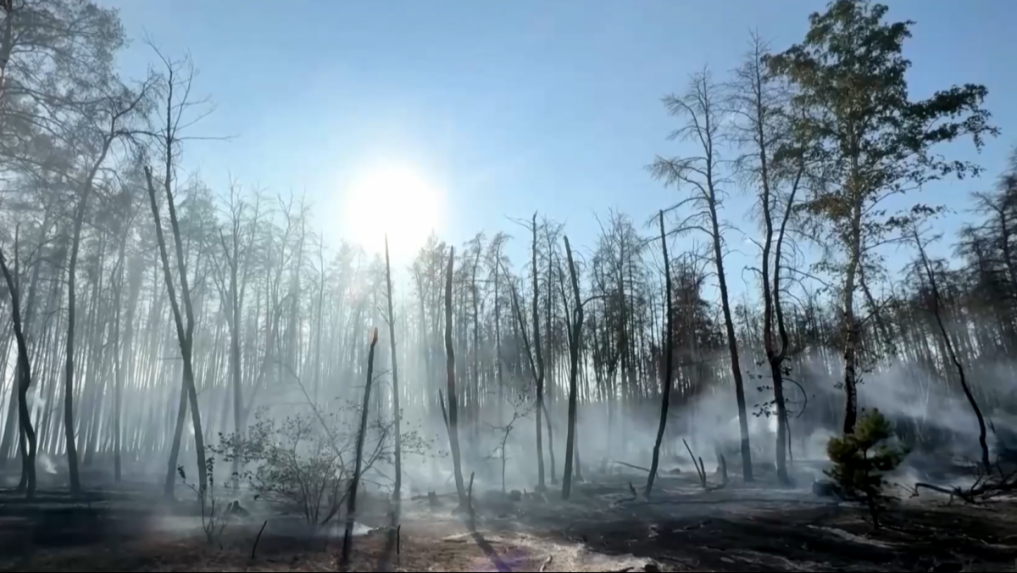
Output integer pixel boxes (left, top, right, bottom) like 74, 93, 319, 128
1, 460, 1015, 572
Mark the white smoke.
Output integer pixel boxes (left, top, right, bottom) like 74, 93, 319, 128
39, 454, 57, 474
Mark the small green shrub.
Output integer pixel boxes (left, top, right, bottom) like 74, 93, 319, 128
825, 409, 908, 528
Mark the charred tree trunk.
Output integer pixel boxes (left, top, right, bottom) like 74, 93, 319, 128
766, 178, 799, 485
341, 328, 379, 566
544, 237, 558, 485
443, 247, 468, 505
913, 228, 990, 470
1, 242, 37, 497
145, 166, 208, 497
709, 196, 753, 482
471, 247, 481, 455
494, 252, 503, 426
63, 184, 95, 495
561, 236, 583, 500
384, 236, 402, 499
217, 213, 248, 488
531, 214, 547, 491
646, 212, 673, 498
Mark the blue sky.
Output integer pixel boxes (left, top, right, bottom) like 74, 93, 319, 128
102, 0, 1016, 299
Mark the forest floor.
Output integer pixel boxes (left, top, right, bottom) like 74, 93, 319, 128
0, 468, 1015, 572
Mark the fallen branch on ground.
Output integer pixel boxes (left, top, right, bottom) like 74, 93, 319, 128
614, 461, 651, 473
540, 555, 553, 572
910, 462, 1017, 504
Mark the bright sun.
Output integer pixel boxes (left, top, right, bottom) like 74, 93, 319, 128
342, 164, 444, 261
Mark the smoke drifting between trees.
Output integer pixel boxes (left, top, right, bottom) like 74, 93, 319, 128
0, 0, 1015, 505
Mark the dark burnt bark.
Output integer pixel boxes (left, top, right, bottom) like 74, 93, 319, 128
646, 212, 673, 497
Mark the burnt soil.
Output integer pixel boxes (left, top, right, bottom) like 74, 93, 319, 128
0, 472, 1015, 572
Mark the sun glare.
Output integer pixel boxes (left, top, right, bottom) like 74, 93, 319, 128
342, 164, 444, 261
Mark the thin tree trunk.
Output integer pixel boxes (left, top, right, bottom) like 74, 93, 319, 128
494, 252, 503, 426
63, 188, 92, 495
646, 212, 673, 498
531, 214, 546, 491
443, 247, 467, 504
561, 236, 583, 500
1, 242, 37, 497
0, 216, 48, 466
913, 229, 990, 469
144, 166, 208, 496
708, 195, 753, 482
341, 328, 379, 566
384, 236, 402, 499
544, 240, 558, 485
471, 247, 481, 455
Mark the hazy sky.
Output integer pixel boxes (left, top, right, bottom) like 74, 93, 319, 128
103, 0, 1016, 297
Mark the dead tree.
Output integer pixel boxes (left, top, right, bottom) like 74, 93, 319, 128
561, 236, 584, 500
63, 88, 148, 494
0, 239, 37, 497
651, 70, 753, 481
486, 391, 534, 492
341, 328, 380, 567
505, 261, 552, 487
384, 236, 403, 499
645, 211, 674, 498
443, 247, 468, 505
683, 439, 710, 490
729, 33, 804, 485
145, 165, 209, 497
912, 226, 990, 470
143, 48, 215, 497
214, 181, 257, 488
530, 214, 548, 491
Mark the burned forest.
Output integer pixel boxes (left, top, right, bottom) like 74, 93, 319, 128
0, 0, 1016, 571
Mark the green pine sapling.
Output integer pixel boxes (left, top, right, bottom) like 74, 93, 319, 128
825, 409, 908, 528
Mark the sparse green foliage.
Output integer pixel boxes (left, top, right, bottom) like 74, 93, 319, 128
764, 0, 998, 434
211, 405, 431, 527
825, 409, 908, 528
485, 390, 535, 492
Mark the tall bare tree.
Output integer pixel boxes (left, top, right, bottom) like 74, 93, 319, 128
645, 211, 673, 497
560, 235, 584, 500
342, 328, 379, 567
384, 235, 403, 499
652, 69, 754, 481
910, 224, 990, 469
530, 214, 547, 490
442, 246, 467, 505
729, 33, 805, 483
0, 235, 37, 497
212, 179, 258, 485
63, 85, 149, 494
143, 48, 216, 495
